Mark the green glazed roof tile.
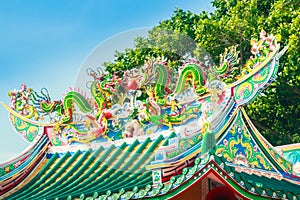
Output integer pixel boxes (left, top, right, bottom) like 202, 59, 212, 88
36, 150, 91, 199
64, 143, 127, 197
52, 146, 112, 198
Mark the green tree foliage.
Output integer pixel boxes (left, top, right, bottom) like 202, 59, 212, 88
103, 0, 300, 145
245, 0, 300, 145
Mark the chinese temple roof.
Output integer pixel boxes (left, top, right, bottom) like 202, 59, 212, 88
1, 31, 299, 199
2, 108, 299, 200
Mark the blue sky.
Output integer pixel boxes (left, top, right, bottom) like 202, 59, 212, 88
0, 0, 213, 162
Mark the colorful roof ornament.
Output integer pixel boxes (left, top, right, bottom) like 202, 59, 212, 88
0, 30, 298, 200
